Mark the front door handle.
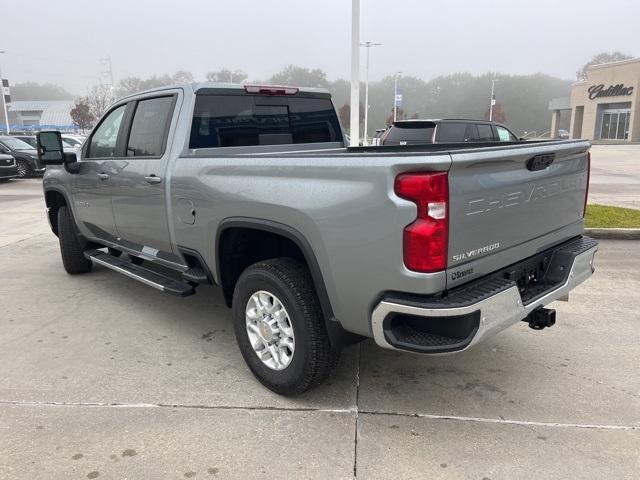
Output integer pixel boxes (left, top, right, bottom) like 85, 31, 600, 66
97, 173, 109, 180
144, 175, 162, 184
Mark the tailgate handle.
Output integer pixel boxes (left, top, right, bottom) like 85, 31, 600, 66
527, 153, 555, 171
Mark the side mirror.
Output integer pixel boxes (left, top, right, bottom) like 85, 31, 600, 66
37, 131, 65, 165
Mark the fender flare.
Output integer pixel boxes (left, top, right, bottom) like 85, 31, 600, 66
43, 187, 73, 235
215, 217, 363, 348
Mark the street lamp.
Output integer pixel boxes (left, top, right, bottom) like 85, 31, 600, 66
0, 51, 9, 134
393, 72, 402, 122
349, 0, 360, 146
489, 78, 498, 121
360, 41, 382, 145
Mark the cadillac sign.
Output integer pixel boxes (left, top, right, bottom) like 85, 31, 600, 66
588, 83, 634, 100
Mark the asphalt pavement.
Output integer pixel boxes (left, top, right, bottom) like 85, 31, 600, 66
0, 178, 638, 479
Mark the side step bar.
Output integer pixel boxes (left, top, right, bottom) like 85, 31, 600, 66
84, 249, 196, 297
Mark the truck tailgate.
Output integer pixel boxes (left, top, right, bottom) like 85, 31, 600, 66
446, 140, 590, 288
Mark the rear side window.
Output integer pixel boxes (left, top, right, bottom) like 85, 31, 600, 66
435, 123, 468, 142
383, 124, 435, 145
189, 95, 343, 149
496, 125, 518, 142
476, 123, 496, 142
126, 96, 175, 157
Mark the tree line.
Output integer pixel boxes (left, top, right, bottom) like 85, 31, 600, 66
12, 51, 633, 136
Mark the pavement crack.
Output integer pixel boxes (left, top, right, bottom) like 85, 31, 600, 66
0, 399, 355, 415
357, 409, 639, 431
353, 343, 361, 480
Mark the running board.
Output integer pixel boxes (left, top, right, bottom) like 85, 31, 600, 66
84, 249, 196, 297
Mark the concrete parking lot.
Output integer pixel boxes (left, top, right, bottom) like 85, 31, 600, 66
589, 144, 640, 209
1, 171, 639, 479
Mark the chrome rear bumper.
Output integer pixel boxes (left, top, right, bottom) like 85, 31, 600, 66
371, 237, 598, 354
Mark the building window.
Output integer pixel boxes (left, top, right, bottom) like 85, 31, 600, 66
600, 111, 630, 140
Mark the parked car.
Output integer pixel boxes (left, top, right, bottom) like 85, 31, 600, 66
0, 153, 17, 180
0, 136, 45, 178
558, 129, 570, 139
381, 119, 520, 145
13, 135, 76, 152
11, 135, 39, 148
38, 83, 596, 395
61, 134, 86, 148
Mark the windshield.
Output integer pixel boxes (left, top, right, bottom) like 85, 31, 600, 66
1, 137, 34, 150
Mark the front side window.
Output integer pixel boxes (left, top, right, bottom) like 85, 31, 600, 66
126, 96, 175, 157
189, 94, 343, 149
87, 105, 126, 158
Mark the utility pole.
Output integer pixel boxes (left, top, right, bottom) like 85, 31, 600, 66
100, 55, 114, 87
360, 41, 382, 145
393, 72, 402, 122
349, 0, 360, 147
0, 51, 10, 134
489, 78, 498, 121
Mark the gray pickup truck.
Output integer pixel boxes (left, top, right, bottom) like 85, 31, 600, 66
37, 83, 597, 395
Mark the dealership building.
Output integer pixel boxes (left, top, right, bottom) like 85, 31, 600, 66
550, 58, 640, 142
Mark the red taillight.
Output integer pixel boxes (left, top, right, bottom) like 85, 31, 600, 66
395, 172, 449, 273
244, 85, 299, 95
583, 151, 591, 218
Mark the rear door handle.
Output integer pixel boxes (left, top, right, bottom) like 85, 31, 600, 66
144, 175, 162, 184
97, 173, 109, 180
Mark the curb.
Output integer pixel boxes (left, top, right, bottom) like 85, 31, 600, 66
584, 228, 640, 240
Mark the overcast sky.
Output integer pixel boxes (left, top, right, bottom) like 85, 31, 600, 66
3, 0, 640, 94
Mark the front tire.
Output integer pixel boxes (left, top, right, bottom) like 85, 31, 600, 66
16, 159, 31, 178
57, 205, 92, 274
232, 258, 340, 396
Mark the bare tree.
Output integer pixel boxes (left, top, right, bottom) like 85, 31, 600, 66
206, 69, 248, 83
577, 52, 634, 80
172, 70, 194, 83
87, 84, 115, 120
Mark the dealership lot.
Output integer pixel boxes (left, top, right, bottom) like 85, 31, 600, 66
589, 144, 640, 209
1, 165, 639, 478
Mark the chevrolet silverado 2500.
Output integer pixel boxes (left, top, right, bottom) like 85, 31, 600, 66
37, 83, 597, 395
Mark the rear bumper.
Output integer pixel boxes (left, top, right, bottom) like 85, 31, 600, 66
371, 236, 598, 354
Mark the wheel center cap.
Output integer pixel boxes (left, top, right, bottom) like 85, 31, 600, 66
259, 318, 276, 342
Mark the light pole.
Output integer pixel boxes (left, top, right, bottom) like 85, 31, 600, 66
489, 78, 498, 121
360, 41, 382, 145
393, 71, 402, 122
349, 0, 360, 146
0, 51, 9, 134
229, 70, 243, 83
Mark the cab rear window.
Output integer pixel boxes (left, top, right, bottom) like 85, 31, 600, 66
382, 123, 435, 145
189, 95, 343, 149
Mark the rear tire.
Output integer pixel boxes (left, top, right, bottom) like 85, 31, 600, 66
232, 258, 340, 396
57, 205, 92, 274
